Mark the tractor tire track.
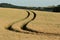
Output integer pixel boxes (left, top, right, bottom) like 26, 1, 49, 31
6, 10, 60, 36
6, 11, 36, 34
6, 11, 30, 32
21, 11, 60, 36
21, 11, 37, 32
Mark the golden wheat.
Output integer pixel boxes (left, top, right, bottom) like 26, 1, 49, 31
27, 11, 60, 34
0, 8, 60, 40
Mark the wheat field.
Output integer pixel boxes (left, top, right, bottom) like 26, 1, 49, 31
0, 8, 60, 40
28, 11, 60, 34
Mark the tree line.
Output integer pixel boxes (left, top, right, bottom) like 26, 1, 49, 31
0, 3, 60, 12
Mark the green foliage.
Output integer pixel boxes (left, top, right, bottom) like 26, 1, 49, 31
0, 3, 60, 12
53, 5, 60, 12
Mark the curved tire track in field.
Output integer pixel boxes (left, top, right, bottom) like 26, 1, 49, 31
6, 11, 37, 34
6, 11, 30, 32
21, 11, 60, 36
6, 10, 60, 36
21, 11, 37, 32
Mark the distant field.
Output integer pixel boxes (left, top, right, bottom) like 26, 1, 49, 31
0, 8, 60, 40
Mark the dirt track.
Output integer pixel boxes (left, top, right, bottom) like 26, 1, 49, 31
0, 8, 60, 40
